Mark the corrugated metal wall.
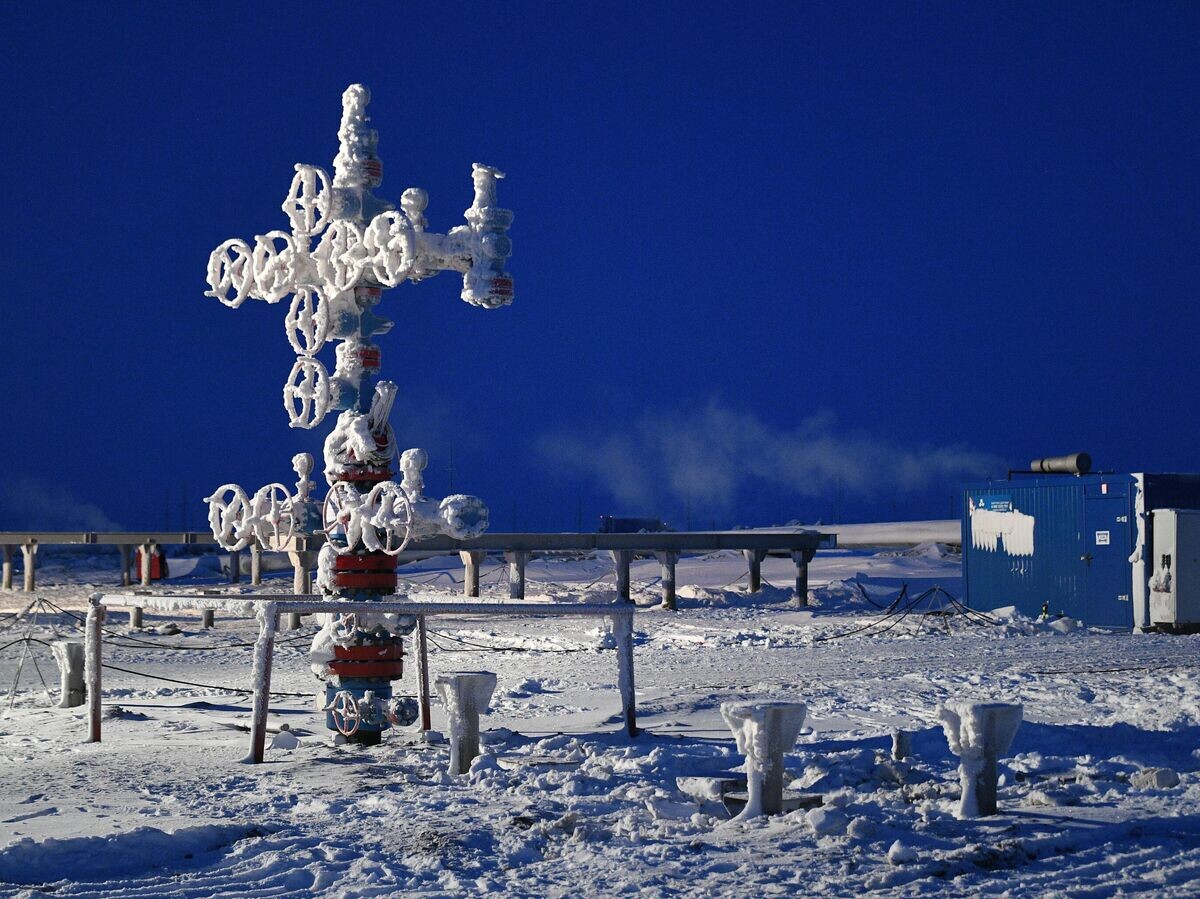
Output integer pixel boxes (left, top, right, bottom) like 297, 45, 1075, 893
963, 475, 1135, 625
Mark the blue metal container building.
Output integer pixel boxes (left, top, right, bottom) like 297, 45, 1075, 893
962, 473, 1200, 629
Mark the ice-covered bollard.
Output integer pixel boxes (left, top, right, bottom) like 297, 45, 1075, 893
720, 700, 807, 818
435, 671, 497, 775
938, 701, 1023, 818
50, 641, 85, 708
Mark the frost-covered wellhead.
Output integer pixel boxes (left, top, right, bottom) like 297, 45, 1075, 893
200, 84, 512, 744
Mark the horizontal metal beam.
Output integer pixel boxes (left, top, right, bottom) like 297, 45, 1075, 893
0, 532, 218, 545
405, 531, 834, 553
0, 530, 835, 551
96, 593, 633, 618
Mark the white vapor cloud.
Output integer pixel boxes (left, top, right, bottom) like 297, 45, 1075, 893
537, 401, 1002, 512
0, 477, 123, 531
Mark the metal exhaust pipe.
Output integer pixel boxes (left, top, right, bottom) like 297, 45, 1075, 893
1029, 453, 1092, 475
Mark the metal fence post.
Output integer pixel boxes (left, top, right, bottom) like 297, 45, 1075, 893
248, 602, 278, 764
85, 597, 104, 743
613, 611, 638, 737
416, 615, 432, 732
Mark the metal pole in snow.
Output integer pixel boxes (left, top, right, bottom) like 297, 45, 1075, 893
416, 615, 432, 732
613, 612, 638, 737
85, 597, 103, 743
248, 603, 278, 764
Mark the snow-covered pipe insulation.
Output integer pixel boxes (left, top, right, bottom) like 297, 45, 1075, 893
1029, 453, 1091, 475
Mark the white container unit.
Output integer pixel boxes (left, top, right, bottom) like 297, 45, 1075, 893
1148, 509, 1200, 629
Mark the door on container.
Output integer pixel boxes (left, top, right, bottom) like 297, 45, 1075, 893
1082, 494, 1132, 627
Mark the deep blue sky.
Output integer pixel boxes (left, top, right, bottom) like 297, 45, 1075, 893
1, 2, 1197, 532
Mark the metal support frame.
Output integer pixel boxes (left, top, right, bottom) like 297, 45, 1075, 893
460, 550, 486, 598
87, 593, 638, 758
612, 550, 632, 602
791, 549, 815, 606
119, 544, 132, 587
504, 550, 529, 600
654, 550, 679, 610
1, 544, 12, 591
743, 548, 768, 593
139, 541, 154, 587
250, 543, 263, 586
21, 540, 37, 593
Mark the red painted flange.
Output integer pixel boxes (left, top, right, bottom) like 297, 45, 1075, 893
334, 553, 398, 572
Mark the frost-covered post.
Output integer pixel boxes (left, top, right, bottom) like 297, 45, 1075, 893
21, 540, 36, 592
85, 596, 104, 742
434, 671, 497, 775
791, 549, 813, 606
743, 549, 767, 593
1, 544, 12, 591
118, 544, 133, 587
248, 602, 279, 764
611, 612, 638, 736
612, 550, 633, 602
201, 83, 512, 744
460, 550, 486, 597
51, 641, 85, 708
250, 542, 263, 586
415, 615, 432, 732
720, 700, 807, 818
505, 550, 529, 600
139, 541, 154, 587
939, 701, 1023, 818
654, 551, 678, 610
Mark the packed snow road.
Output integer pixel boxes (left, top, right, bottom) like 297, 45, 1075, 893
0, 546, 1199, 896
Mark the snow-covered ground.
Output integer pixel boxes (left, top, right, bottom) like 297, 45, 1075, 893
2, 545, 1200, 896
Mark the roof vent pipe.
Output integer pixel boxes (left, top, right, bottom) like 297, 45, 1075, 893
1030, 453, 1092, 475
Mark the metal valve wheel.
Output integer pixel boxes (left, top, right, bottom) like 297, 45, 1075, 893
251, 230, 297, 303
365, 481, 415, 555
364, 211, 416, 287
315, 220, 368, 293
283, 358, 331, 429
205, 239, 255, 308
328, 690, 361, 737
282, 164, 331, 236
204, 484, 252, 551
284, 286, 330, 356
250, 483, 295, 552
322, 481, 365, 552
